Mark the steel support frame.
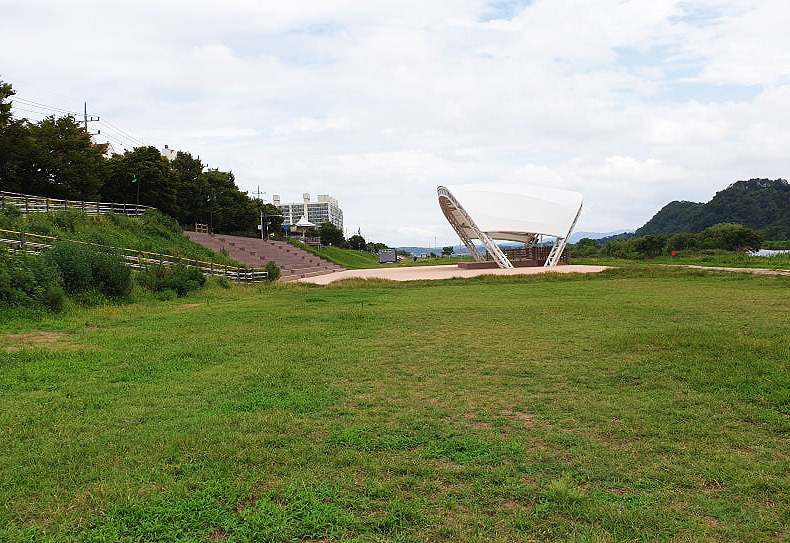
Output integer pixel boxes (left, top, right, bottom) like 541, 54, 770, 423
437, 186, 513, 269
544, 203, 583, 267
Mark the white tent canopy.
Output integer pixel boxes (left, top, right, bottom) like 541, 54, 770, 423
294, 215, 315, 228
437, 183, 583, 268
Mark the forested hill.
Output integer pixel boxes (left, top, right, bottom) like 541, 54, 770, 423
635, 178, 790, 239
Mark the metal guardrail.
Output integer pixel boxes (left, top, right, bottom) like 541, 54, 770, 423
0, 191, 152, 218
0, 228, 268, 283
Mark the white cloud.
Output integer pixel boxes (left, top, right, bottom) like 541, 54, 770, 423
2, 0, 788, 246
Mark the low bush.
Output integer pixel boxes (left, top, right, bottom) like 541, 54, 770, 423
90, 250, 132, 298
0, 248, 63, 309
41, 285, 67, 312
46, 243, 93, 294
45, 242, 132, 299
265, 261, 281, 282
0, 204, 22, 228
138, 264, 206, 297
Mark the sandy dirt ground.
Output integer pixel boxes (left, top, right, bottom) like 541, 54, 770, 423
297, 264, 611, 285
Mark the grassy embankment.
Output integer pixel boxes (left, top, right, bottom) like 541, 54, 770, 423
1, 268, 788, 541
286, 239, 471, 269
0, 207, 240, 266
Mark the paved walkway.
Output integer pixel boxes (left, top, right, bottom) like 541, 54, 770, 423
297, 264, 611, 285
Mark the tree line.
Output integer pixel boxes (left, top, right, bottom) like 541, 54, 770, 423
572, 223, 765, 259
0, 78, 281, 237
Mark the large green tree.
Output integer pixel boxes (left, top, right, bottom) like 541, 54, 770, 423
202, 170, 258, 235
103, 146, 177, 216
632, 234, 667, 258
348, 234, 366, 251
23, 116, 106, 200
258, 202, 283, 238
697, 223, 763, 251
171, 151, 208, 226
318, 222, 346, 247
0, 78, 27, 193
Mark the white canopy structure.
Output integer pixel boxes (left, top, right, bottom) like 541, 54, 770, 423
437, 183, 583, 268
294, 215, 316, 228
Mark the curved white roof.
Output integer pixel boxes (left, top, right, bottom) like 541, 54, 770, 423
439, 183, 582, 242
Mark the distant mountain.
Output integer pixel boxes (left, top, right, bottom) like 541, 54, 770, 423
635, 178, 790, 239
568, 230, 632, 243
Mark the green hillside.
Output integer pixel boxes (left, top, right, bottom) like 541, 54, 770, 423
635, 178, 790, 239
0, 206, 240, 266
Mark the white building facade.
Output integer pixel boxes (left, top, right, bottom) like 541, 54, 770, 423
273, 193, 343, 231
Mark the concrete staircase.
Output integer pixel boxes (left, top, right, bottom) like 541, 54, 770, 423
185, 231, 345, 281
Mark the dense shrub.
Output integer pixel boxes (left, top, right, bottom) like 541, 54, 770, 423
45, 242, 132, 298
0, 204, 22, 228
50, 209, 86, 234
90, 250, 132, 298
41, 285, 67, 312
138, 264, 206, 297
46, 243, 93, 293
265, 261, 281, 281
0, 248, 63, 308
140, 209, 181, 237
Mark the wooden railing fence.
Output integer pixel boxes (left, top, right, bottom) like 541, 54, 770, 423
0, 191, 152, 218
0, 228, 268, 283
502, 246, 571, 265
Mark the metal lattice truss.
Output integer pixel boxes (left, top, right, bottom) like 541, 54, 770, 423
438, 186, 513, 268
437, 184, 583, 268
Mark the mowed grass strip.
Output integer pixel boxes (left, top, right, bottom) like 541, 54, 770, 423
0, 269, 788, 542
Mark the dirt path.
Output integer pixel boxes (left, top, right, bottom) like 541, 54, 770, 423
297, 264, 611, 285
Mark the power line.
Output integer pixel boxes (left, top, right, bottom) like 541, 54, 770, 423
6, 82, 155, 153
13, 97, 80, 116
9, 106, 59, 119
99, 118, 142, 145
98, 119, 142, 147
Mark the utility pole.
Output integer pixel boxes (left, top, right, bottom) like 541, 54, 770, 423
83, 102, 100, 135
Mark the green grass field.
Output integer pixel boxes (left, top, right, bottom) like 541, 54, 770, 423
285, 240, 470, 270
575, 251, 790, 270
1, 268, 788, 541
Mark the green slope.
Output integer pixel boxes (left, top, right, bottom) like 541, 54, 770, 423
0, 206, 240, 265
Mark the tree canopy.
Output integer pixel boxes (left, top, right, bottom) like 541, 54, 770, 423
0, 77, 395, 248
0, 77, 266, 237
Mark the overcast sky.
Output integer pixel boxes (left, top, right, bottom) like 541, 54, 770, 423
2, 1, 788, 246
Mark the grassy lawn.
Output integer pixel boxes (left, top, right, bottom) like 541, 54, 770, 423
575, 251, 790, 270
286, 240, 470, 269
1, 268, 788, 541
